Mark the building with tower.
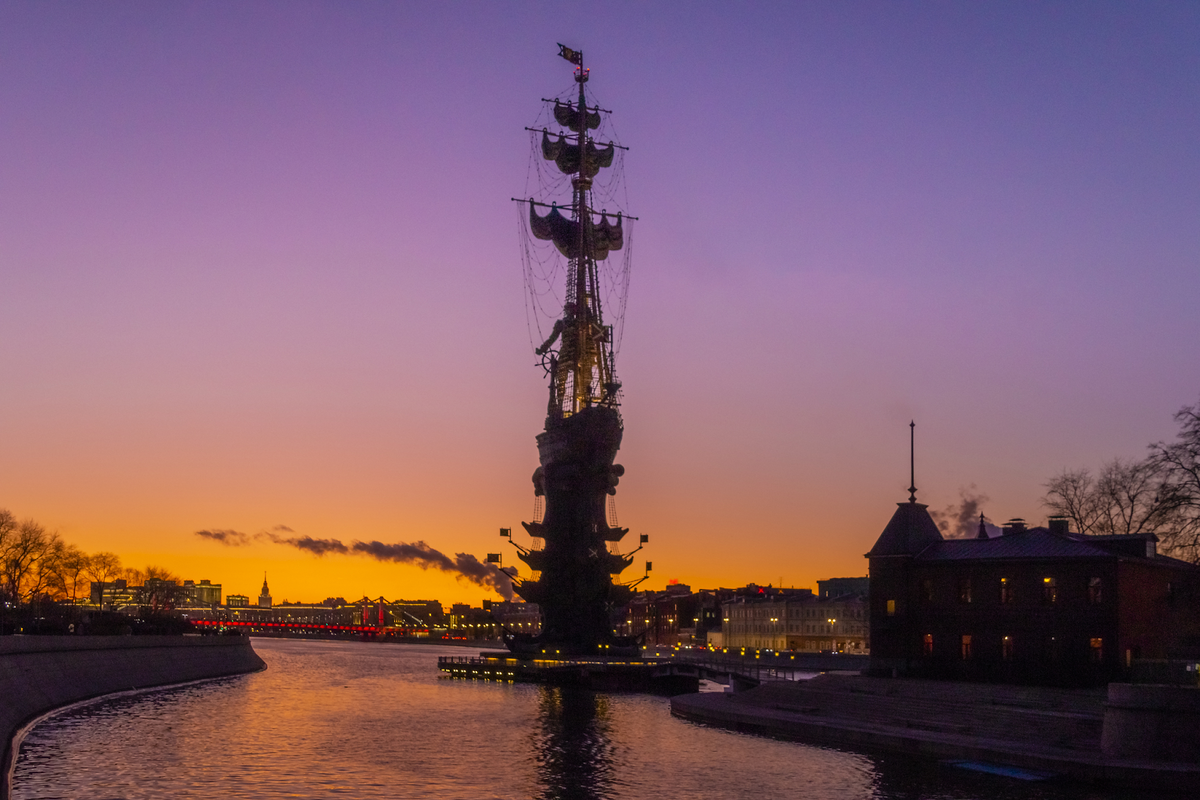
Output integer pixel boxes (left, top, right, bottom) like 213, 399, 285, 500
866, 426, 1200, 686
258, 574, 272, 609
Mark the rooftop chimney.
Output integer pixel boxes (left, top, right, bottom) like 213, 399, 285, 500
1002, 518, 1026, 536
1048, 516, 1070, 536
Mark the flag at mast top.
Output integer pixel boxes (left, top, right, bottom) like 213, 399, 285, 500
558, 43, 583, 66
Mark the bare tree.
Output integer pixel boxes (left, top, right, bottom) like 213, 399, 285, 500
84, 551, 123, 609
2, 519, 64, 604
0, 509, 17, 604
1149, 398, 1200, 562
1043, 468, 1104, 534
1045, 459, 1182, 538
49, 546, 91, 608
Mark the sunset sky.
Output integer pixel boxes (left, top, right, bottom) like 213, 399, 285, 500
3, 2, 1198, 606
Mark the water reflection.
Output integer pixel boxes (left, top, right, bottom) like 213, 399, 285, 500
11, 640, 1165, 800
533, 687, 614, 800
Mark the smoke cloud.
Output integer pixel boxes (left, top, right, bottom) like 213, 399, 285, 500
348, 540, 513, 600
194, 524, 513, 599
194, 529, 250, 546
931, 486, 1001, 539
283, 536, 350, 556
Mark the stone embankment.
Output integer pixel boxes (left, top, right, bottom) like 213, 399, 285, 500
672, 673, 1200, 793
2, 635, 265, 799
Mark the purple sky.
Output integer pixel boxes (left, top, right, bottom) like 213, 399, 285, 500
2, 2, 1198, 603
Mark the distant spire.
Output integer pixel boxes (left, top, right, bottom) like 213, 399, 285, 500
976, 512, 989, 540
908, 421, 917, 502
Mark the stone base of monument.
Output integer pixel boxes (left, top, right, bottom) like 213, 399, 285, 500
437, 652, 700, 695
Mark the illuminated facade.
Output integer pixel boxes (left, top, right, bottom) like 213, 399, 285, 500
721, 591, 869, 653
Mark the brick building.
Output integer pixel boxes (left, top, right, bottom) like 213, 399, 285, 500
867, 497, 1200, 686
616, 585, 727, 647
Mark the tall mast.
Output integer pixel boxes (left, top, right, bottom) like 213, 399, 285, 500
527, 45, 626, 421
573, 52, 590, 410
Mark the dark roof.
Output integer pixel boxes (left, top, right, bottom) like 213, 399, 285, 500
918, 527, 1113, 561
867, 502, 944, 557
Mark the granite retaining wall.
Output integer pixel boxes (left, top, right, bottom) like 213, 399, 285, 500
672, 675, 1200, 793
1, 635, 265, 799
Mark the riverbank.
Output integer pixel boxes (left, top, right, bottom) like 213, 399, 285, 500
2, 635, 264, 800
671, 673, 1200, 793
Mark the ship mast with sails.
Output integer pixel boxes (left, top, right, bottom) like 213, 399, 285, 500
504, 44, 645, 657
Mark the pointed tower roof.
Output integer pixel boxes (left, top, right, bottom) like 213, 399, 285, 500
261, 572, 269, 595
976, 512, 990, 540
867, 501, 944, 557
866, 421, 944, 557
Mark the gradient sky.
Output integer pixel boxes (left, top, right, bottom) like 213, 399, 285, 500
3, 2, 1198, 606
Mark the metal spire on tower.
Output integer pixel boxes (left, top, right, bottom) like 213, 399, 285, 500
908, 420, 917, 503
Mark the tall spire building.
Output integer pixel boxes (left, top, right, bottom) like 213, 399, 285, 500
258, 573, 272, 609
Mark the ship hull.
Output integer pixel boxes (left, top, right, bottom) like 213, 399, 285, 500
512, 405, 634, 656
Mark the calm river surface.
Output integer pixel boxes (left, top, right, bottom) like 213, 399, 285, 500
13, 638, 1156, 799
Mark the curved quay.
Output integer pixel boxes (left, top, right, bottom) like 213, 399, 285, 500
1, 635, 265, 800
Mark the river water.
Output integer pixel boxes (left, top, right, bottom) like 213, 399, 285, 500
13, 638, 1153, 799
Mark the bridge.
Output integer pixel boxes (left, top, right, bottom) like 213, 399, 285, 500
191, 619, 434, 638
438, 648, 870, 693
667, 649, 869, 689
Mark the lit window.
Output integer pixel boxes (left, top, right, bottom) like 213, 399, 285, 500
886, 599, 896, 617
1043, 577, 1057, 603
922, 633, 933, 657
1090, 637, 1103, 662
961, 635, 972, 660
1002, 635, 1014, 661
999, 578, 1013, 604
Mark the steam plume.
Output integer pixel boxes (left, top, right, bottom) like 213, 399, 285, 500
931, 486, 1000, 539
349, 540, 513, 599
285, 536, 350, 556
195, 523, 513, 599
194, 529, 250, 546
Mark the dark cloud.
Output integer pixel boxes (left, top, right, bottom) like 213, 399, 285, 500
266, 532, 513, 600
273, 525, 294, 533
350, 540, 513, 600
285, 536, 350, 556
194, 529, 250, 546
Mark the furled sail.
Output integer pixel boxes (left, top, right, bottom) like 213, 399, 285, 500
553, 100, 601, 131
593, 212, 624, 259
529, 202, 623, 261
541, 131, 615, 178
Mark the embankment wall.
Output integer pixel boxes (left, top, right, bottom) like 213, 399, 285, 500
1, 635, 264, 799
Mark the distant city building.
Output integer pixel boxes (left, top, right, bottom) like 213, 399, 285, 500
817, 577, 869, 599
258, 574, 272, 609
180, 579, 221, 606
221, 598, 449, 631
90, 579, 131, 608
721, 587, 869, 653
617, 585, 730, 647
867, 494, 1200, 686
89, 577, 222, 612
492, 600, 541, 635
